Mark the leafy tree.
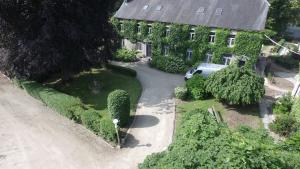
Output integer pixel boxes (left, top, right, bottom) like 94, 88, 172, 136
267, 0, 292, 35
139, 109, 297, 169
206, 66, 265, 105
0, 0, 117, 81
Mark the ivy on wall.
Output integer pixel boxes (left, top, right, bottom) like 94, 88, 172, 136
233, 32, 263, 67
111, 18, 264, 67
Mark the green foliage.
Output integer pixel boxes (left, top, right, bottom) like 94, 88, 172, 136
115, 48, 138, 62
270, 114, 299, 137
271, 55, 299, 70
292, 97, 300, 122
137, 21, 149, 41
106, 63, 137, 77
107, 90, 130, 127
174, 86, 188, 100
233, 32, 263, 67
281, 131, 300, 152
191, 26, 210, 63
206, 66, 265, 105
110, 17, 120, 33
139, 109, 292, 169
17, 79, 117, 143
150, 56, 186, 73
121, 20, 137, 42
186, 74, 207, 100
273, 93, 294, 115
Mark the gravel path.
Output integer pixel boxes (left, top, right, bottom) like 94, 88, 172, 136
0, 60, 184, 169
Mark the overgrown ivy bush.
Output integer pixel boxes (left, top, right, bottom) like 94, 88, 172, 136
107, 90, 130, 127
139, 109, 299, 169
186, 74, 207, 100
150, 56, 186, 73
270, 114, 299, 137
292, 97, 300, 122
174, 86, 188, 100
206, 66, 265, 105
115, 48, 138, 62
273, 93, 294, 115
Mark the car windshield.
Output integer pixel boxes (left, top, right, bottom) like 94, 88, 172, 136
190, 68, 196, 74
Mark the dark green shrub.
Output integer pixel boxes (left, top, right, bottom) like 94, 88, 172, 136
273, 93, 294, 115
107, 90, 130, 127
174, 86, 188, 100
271, 54, 299, 70
106, 64, 137, 77
270, 115, 299, 137
281, 132, 300, 152
115, 48, 138, 62
206, 66, 265, 105
99, 117, 117, 142
150, 56, 186, 73
186, 74, 206, 100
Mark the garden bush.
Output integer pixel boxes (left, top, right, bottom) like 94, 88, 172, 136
139, 108, 296, 169
206, 66, 265, 105
115, 48, 138, 62
107, 90, 130, 127
106, 63, 137, 77
17, 79, 117, 143
150, 56, 186, 73
292, 97, 300, 122
270, 114, 299, 137
271, 55, 299, 70
273, 93, 294, 115
174, 86, 188, 100
186, 74, 207, 100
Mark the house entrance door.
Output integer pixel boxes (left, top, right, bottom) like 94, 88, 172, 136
146, 43, 152, 57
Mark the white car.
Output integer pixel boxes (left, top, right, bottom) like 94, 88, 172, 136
185, 63, 228, 80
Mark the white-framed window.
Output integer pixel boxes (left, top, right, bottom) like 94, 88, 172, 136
136, 42, 142, 51
121, 39, 125, 48
190, 31, 195, 41
206, 53, 213, 63
228, 35, 235, 47
137, 25, 141, 34
166, 27, 170, 36
148, 25, 152, 34
120, 23, 124, 32
164, 46, 170, 56
187, 49, 193, 60
222, 54, 233, 65
209, 32, 215, 43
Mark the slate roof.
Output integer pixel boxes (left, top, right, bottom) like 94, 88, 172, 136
114, 0, 270, 31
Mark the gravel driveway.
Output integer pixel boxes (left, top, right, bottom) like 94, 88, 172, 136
0, 60, 184, 169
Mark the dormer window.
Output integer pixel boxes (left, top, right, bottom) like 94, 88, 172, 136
148, 25, 152, 34
137, 24, 141, 34
190, 29, 195, 40
166, 27, 170, 36
143, 5, 149, 10
209, 32, 215, 43
216, 8, 223, 15
155, 5, 163, 11
228, 35, 235, 47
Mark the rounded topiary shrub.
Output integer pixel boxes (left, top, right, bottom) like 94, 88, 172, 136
174, 86, 188, 100
186, 74, 207, 100
206, 66, 265, 105
115, 48, 138, 62
107, 90, 130, 127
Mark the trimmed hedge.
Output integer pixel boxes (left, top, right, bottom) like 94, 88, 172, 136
106, 63, 137, 77
150, 56, 187, 73
186, 74, 207, 100
15, 79, 117, 143
108, 90, 131, 127
115, 48, 138, 62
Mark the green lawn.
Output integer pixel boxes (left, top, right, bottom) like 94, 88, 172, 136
176, 98, 263, 129
48, 68, 142, 118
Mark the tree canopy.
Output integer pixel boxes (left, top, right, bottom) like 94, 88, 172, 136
0, 0, 117, 80
206, 66, 265, 105
139, 109, 300, 169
